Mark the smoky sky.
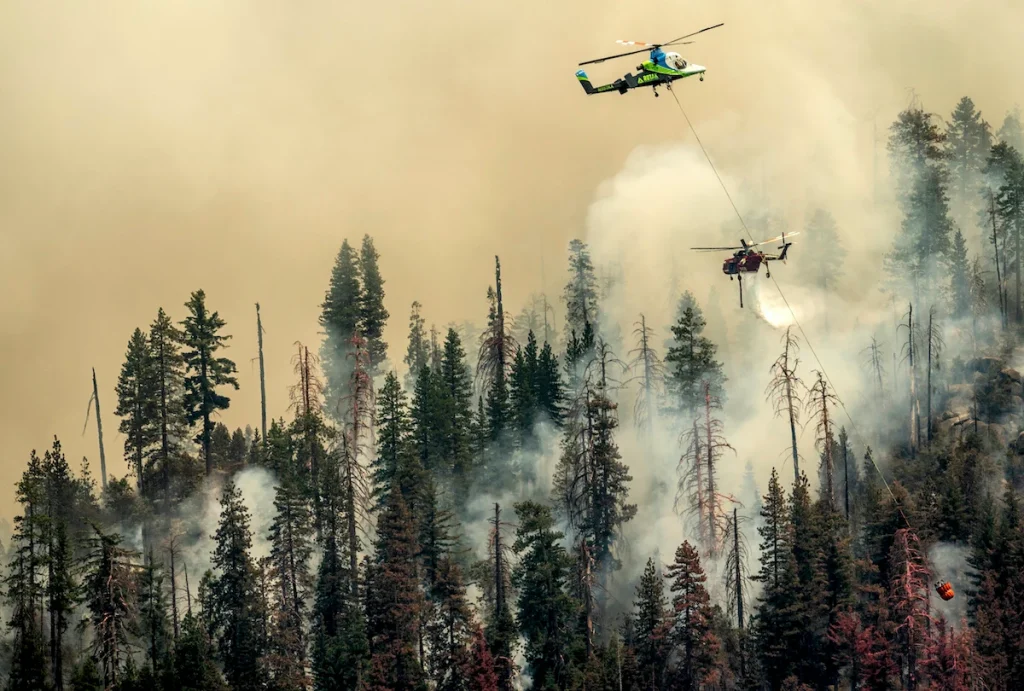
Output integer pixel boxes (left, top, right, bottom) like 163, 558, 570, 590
1, 0, 1022, 519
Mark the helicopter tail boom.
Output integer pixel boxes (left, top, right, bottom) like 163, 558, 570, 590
575, 70, 624, 95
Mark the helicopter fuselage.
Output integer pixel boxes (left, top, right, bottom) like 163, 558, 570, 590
576, 48, 705, 95
723, 252, 764, 275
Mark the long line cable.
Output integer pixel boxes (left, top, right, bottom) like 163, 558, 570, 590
667, 87, 907, 518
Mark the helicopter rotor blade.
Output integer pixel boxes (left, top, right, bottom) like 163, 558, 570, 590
579, 45, 653, 66
579, 23, 720, 65
751, 231, 800, 247
691, 246, 743, 251
663, 22, 724, 47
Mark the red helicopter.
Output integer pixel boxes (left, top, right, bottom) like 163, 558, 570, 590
690, 232, 798, 307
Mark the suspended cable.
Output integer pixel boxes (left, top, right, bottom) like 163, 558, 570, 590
667, 87, 907, 521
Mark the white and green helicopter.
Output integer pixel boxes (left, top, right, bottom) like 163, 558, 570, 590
575, 23, 722, 97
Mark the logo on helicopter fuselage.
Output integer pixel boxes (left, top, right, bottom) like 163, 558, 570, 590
637, 73, 660, 84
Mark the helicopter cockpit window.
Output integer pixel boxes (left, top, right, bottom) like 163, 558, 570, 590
665, 53, 687, 70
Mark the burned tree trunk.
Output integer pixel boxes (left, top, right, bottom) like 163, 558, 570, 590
765, 328, 803, 484
925, 307, 943, 445
257, 303, 268, 448
991, 193, 1007, 328
92, 368, 108, 490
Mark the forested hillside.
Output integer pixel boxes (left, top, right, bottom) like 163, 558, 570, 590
4, 98, 1024, 691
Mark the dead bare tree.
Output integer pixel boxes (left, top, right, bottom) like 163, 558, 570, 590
289, 343, 328, 509
989, 190, 1007, 328
164, 520, 186, 641
627, 314, 666, 432
806, 370, 840, 508
898, 304, 921, 456
584, 338, 627, 394
338, 333, 375, 582
82, 368, 109, 490
862, 336, 887, 406
574, 539, 596, 659
678, 381, 736, 558
969, 259, 989, 353
289, 343, 326, 419
256, 303, 268, 447
765, 327, 804, 484
724, 507, 751, 631
925, 306, 944, 444
476, 256, 518, 398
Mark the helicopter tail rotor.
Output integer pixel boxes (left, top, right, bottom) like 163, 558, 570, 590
777, 232, 794, 263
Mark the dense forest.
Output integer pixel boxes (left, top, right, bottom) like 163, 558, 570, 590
4, 96, 1024, 691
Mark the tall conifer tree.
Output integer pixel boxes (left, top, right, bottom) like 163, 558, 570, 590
181, 290, 239, 476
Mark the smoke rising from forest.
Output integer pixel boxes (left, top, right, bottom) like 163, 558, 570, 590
0, 0, 1021, 610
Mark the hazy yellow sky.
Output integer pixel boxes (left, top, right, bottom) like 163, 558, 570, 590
1, 0, 1022, 519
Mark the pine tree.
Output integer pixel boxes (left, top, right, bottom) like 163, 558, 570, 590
564, 322, 596, 395
509, 332, 539, 437
885, 164, 956, 303
209, 423, 232, 470
426, 556, 475, 691
181, 290, 239, 476
358, 234, 389, 373
5, 451, 49, 691
463, 627, 500, 691
632, 558, 669, 690
887, 528, 933, 690
171, 611, 229, 690
997, 107, 1024, 151
137, 549, 171, 680
311, 446, 368, 691
988, 144, 1024, 322
484, 504, 516, 691
267, 475, 314, 688
365, 490, 428, 691
439, 328, 476, 497
534, 340, 566, 426
968, 487, 1024, 688
665, 541, 720, 691
512, 501, 580, 690
945, 97, 993, 205
410, 364, 446, 475
478, 257, 515, 442
418, 475, 458, 592
752, 468, 801, 688
40, 438, 79, 691
665, 293, 726, 417
950, 230, 972, 317
207, 481, 266, 690
374, 371, 416, 509
149, 308, 190, 506
563, 239, 600, 341
587, 380, 636, 584
887, 103, 947, 211
553, 364, 635, 604
320, 239, 364, 414
404, 302, 430, 392
115, 327, 158, 496
82, 526, 139, 689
